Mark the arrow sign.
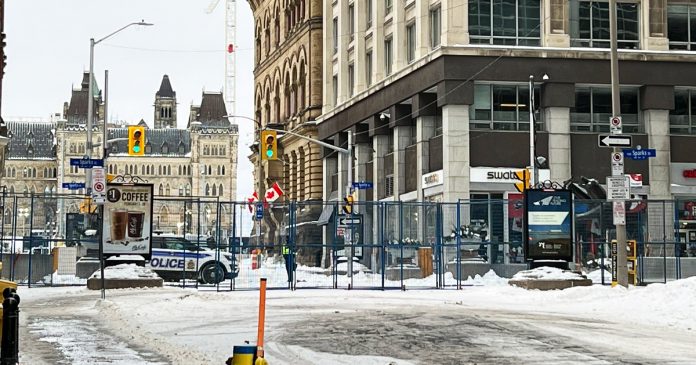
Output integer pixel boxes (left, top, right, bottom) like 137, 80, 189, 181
623, 148, 656, 160
337, 215, 362, 227
598, 134, 632, 148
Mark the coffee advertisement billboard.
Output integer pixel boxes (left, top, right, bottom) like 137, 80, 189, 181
103, 184, 154, 259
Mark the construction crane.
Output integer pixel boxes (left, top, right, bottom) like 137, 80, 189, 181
206, 0, 236, 117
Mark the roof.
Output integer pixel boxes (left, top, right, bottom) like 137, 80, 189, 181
197, 92, 230, 128
66, 72, 100, 125
156, 75, 175, 98
5, 121, 56, 159
107, 127, 191, 156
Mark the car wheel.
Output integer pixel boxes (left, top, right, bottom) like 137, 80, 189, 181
199, 263, 226, 284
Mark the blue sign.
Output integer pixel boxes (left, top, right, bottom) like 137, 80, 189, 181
255, 203, 264, 220
62, 182, 86, 190
524, 190, 573, 262
70, 158, 104, 168
623, 148, 656, 160
352, 181, 373, 190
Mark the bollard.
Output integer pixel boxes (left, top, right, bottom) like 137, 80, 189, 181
225, 345, 256, 365
1, 288, 19, 365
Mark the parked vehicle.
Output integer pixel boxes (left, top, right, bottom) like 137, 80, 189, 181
149, 234, 238, 284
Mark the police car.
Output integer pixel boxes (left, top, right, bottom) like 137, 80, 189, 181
148, 234, 238, 284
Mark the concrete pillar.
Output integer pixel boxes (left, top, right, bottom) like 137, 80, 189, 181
416, 116, 436, 202
645, 109, 671, 199
373, 134, 389, 201
545, 107, 571, 183
393, 126, 412, 198
441, 104, 470, 203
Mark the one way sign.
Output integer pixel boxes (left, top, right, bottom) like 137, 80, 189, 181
598, 134, 632, 148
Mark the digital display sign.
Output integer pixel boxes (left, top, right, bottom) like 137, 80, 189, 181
524, 190, 573, 262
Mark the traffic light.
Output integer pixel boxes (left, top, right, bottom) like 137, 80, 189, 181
514, 169, 530, 193
342, 192, 355, 215
128, 126, 146, 156
260, 130, 277, 160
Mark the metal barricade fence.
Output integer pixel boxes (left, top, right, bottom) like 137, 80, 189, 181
1, 193, 694, 288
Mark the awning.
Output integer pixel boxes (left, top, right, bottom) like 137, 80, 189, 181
316, 204, 334, 226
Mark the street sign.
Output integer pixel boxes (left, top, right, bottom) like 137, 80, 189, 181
623, 148, 656, 160
598, 135, 632, 148
70, 158, 104, 168
62, 182, 85, 190
610, 116, 622, 134
613, 201, 626, 225
606, 176, 630, 201
337, 215, 362, 227
91, 167, 106, 204
255, 203, 264, 220
611, 152, 624, 176
352, 181, 373, 190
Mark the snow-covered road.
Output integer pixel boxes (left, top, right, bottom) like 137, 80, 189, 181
16, 273, 696, 364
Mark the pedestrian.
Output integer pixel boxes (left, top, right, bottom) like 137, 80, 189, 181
282, 244, 294, 283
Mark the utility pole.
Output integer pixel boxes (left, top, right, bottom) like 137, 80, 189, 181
529, 75, 536, 186
346, 130, 354, 289
609, 0, 628, 287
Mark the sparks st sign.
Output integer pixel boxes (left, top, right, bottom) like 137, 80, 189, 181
70, 158, 104, 168
623, 148, 656, 160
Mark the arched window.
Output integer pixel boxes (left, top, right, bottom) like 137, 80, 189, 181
9, 186, 14, 194
212, 184, 217, 196
159, 166, 162, 175
217, 165, 221, 175
166, 184, 171, 196
205, 183, 210, 196
162, 143, 169, 154
274, 11, 280, 47
11, 168, 14, 177
32, 168, 37, 178
300, 62, 306, 110
179, 185, 184, 196
168, 166, 171, 175
219, 184, 224, 196
185, 184, 191, 196
44, 168, 48, 178
274, 80, 281, 121
208, 166, 212, 175
159, 184, 164, 196
53, 168, 57, 177
222, 166, 225, 175
178, 166, 182, 175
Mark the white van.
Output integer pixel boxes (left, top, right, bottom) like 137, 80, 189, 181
148, 234, 238, 284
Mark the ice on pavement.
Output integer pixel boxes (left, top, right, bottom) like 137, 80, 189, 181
90, 263, 160, 279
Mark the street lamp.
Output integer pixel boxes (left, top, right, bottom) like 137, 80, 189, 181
17, 208, 30, 236
85, 21, 153, 191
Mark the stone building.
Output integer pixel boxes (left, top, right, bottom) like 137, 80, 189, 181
248, 0, 324, 250
0, 0, 10, 178
2, 73, 239, 239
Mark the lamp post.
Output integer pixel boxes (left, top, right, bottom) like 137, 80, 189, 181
17, 208, 29, 237
85, 21, 153, 192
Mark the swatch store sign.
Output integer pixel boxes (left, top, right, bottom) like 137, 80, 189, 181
471, 167, 550, 184
103, 184, 154, 259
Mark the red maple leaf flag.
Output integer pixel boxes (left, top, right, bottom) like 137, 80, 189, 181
247, 191, 259, 213
264, 182, 284, 203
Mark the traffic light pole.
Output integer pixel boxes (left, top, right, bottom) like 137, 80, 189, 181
262, 127, 354, 287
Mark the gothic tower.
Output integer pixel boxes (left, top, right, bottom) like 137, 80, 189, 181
154, 75, 177, 128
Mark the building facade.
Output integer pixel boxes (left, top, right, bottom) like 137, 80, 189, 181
2, 74, 239, 238
318, 0, 696, 248
249, 0, 324, 247
0, 0, 9, 175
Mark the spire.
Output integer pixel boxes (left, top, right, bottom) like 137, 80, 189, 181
156, 75, 175, 98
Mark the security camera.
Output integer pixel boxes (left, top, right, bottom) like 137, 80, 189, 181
535, 156, 547, 167
379, 112, 390, 121
542, 73, 550, 81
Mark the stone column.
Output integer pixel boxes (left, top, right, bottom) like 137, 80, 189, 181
412, 93, 438, 202
541, 82, 575, 183
389, 104, 412, 199
441, 0, 469, 45
642, 85, 675, 252
438, 81, 472, 203
545, 0, 570, 47
644, 0, 669, 51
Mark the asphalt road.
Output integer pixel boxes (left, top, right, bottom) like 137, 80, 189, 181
280, 307, 696, 365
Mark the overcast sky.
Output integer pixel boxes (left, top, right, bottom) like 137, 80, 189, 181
3, 0, 256, 203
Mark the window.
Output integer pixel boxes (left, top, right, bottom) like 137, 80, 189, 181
668, 4, 696, 50
349, 4, 355, 42
365, 50, 373, 87
670, 89, 696, 134
179, 186, 184, 196
470, 84, 542, 131
205, 183, 210, 196
366, 0, 373, 29
570, 86, 640, 132
333, 17, 338, 54
219, 184, 224, 196
406, 22, 416, 63
469, 0, 541, 46
569, 1, 639, 49
384, 37, 393, 76
332, 75, 338, 105
348, 64, 355, 97
430, 6, 441, 48
385, 0, 392, 14
385, 175, 394, 197
162, 143, 169, 154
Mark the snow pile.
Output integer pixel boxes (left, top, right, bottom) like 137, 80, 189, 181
42, 272, 87, 285
584, 269, 612, 284
511, 266, 588, 281
462, 270, 510, 286
90, 264, 160, 280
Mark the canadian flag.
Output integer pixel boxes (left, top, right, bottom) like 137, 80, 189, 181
247, 191, 259, 213
264, 182, 284, 203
